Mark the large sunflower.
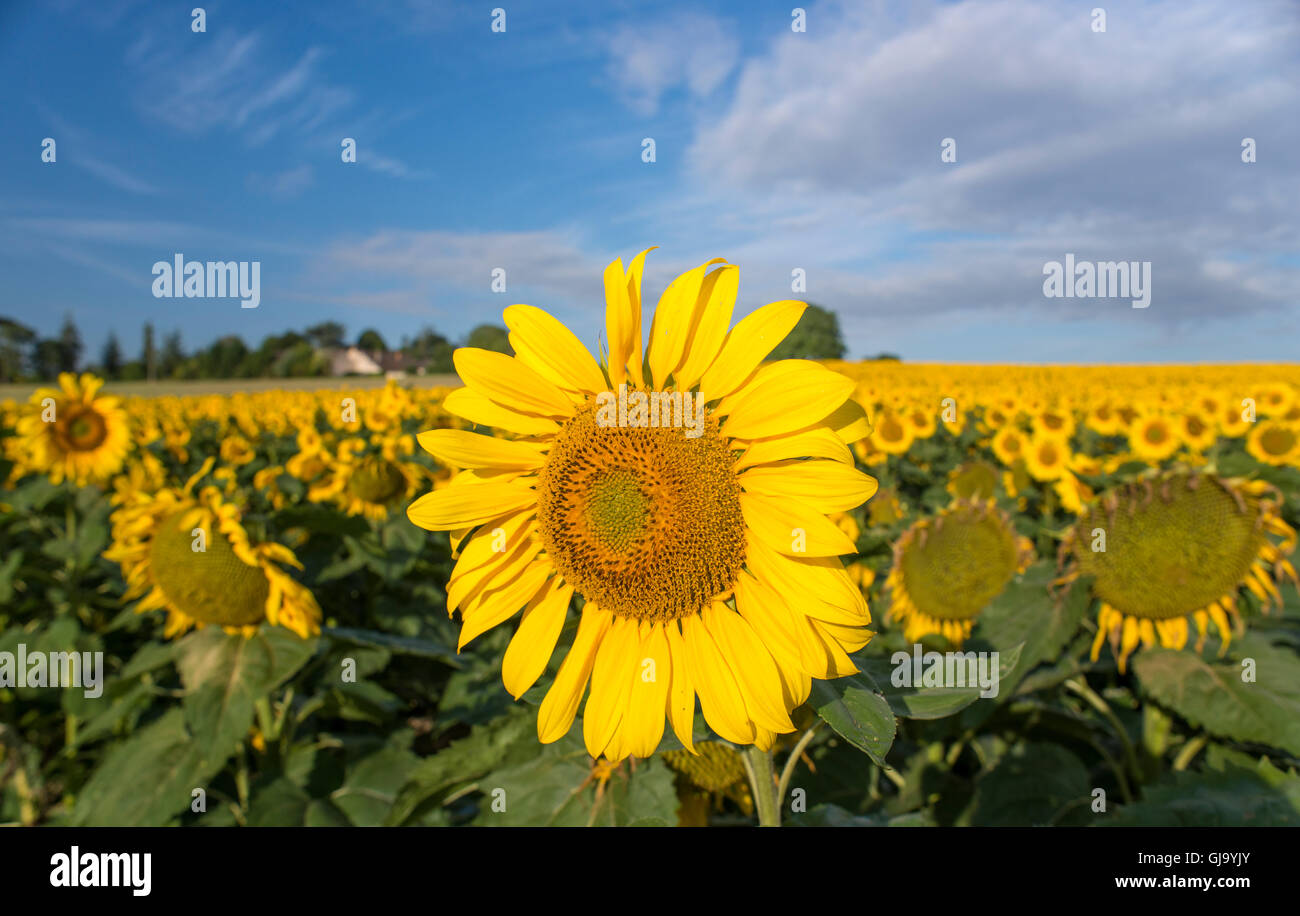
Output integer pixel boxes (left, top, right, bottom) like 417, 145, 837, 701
105, 461, 321, 639
16, 372, 130, 485
409, 251, 878, 762
1065, 471, 1298, 672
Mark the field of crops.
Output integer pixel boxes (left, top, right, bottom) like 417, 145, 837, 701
2, 360, 1299, 827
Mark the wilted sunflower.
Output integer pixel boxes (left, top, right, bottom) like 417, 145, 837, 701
324, 434, 425, 520
409, 250, 877, 762
1064, 471, 1298, 672
886, 499, 1033, 644
946, 460, 1000, 500
16, 372, 130, 485
105, 460, 321, 639
663, 741, 754, 824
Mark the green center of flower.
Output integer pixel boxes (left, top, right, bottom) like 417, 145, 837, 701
897, 504, 1022, 621
62, 408, 108, 451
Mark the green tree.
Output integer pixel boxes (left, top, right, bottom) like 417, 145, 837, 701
356, 328, 387, 352
143, 323, 156, 381
57, 313, 83, 373
160, 331, 185, 378
465, 323, 511, 355
0, 317, 36, 382
768, 304, 845, 360
305, 321, 346, 349
33, 339, 64, 379
101, 333, 123, 379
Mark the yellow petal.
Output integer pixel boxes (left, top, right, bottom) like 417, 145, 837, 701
681, 614, 755, 745
664, 622, 697, 753
502, 576, 574, 699
457, 559, 551, 649
734, 427, 853, 470
721, 360, 855, 440
699, 299, 806, 402
740, 491, 857, 557
647, 258, 727, 390
702, 603, 794, 734
621, 623, 671, 759
442, 387, 559, 437
823, 399, 873, 444
454, 348, 574, 418
583, 615, 640, 759
624, 248, 654, 387
417, 429, 545, 470
673, 265, 738, 391
407, 482, 536, 531
538, 603, 612, 743
504, 304, 607, 394
740, 459, 878, 513
604, 257, 634, 388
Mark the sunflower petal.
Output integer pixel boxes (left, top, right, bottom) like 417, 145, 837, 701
699, 300, 806, 402
454, 348, 575, 418
538, 603, 612, 743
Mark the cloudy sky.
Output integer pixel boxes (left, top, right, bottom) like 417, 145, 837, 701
2, 0, 1297, 363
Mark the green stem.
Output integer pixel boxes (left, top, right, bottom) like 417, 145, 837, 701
776, 724, 821, 806
1173, 734, 1208, 771
1066, 677, 1141, 789
744, 745, 781, 827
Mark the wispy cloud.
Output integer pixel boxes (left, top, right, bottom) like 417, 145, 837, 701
604, 12, 739, 115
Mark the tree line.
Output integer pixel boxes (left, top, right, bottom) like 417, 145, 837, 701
0, 304, 867, 384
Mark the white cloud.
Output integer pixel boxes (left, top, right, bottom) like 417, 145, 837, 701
605, 13, 739, 115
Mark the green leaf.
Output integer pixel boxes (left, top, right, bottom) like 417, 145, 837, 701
1106, 756, 1300, 826
275, 504, 370, 538
811, 676, 896, 765
331, 747, 420, 826
70, 708, 223, 826
176, 627, 318, 762
472, 732, 677, 827
386, 708, 538, 825
1132, 635, 1300, 755
857, 642, 1024, 720
967, 742, 1090, 826
325, 626, 461, 668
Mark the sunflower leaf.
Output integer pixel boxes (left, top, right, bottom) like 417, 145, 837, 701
810, 676, 896, 765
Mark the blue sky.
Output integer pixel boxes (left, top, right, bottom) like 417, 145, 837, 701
2, 0, 1298, 364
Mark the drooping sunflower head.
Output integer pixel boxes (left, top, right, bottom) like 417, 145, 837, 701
325, 437, 423, 520
1066, 471, 1298, 672
946, 460, 1000, 500
105, 466, 321, 639
662, 741, 754, 823
16, 372, 131, 485
410, 250, 878, 762
886, 499, 1034, 645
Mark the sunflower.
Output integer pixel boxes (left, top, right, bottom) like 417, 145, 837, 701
990, 425, 1027, 467
1065, 472, 1298, 672
1085, 402, 1124, 437
946, 460, 1000, 500
885, 499, 1033, 644
409, 250, 878, 762
1023, 434, 1070, 482
15, 372, 130, 485
1127, 413, 1180, 463
663, 741, 754, 824
325, 434, 425, 520
869, 409, 915, 455
1246, 421, 1299, 467
1033, 406, 1075, 441
1177, 410, 1217, 453
104, 461, 321, 639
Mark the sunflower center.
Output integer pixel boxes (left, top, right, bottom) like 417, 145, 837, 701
347, 457, 406, 504
1073, 475, 1264, 620
897, 505, 1021, 621
879, 416, 905, 441
1260, 426, 1296, 455
61, 408, 108, 451
537, 399, 745, 622
148, 510, 269, 627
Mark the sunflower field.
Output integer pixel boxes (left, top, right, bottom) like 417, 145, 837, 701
3, 267, 1300, 828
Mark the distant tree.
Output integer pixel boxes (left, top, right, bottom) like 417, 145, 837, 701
768, 304, 845, 360
356, 328, 388, 352
57, 313, 83, 373
160, 331, 185, 377
200, 335, 250, 378
143, 323, 156, 381
0, 317, 36, 382
33, 339, 64, 379
465, 323, 511, 355
866, 352, 901, 361
276, 340, 326, 377
428, 339, 455, 373
101, 333, 123, 379
305, 321, 346, 349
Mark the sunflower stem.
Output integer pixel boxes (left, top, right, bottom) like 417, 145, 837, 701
1066, 677, 1142, 790
777, 724, 821, 806
745, 745, 781, 827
